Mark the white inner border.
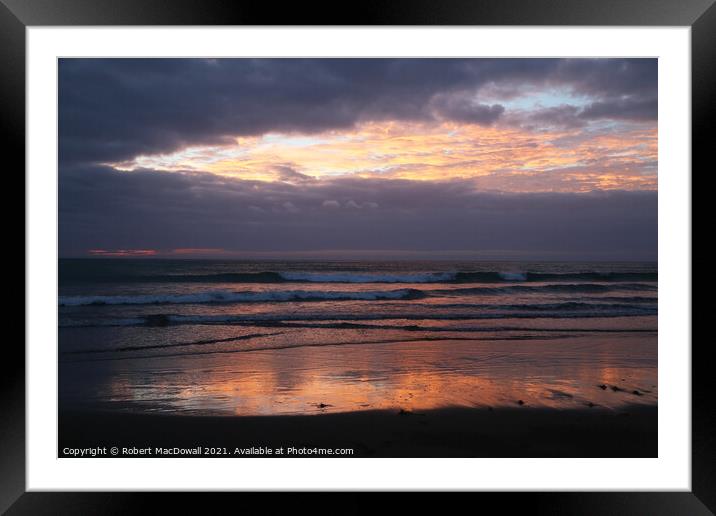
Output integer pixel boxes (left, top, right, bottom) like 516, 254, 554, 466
26, 27, 691, 491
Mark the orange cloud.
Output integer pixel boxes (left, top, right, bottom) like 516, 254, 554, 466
109, 120, 657, 193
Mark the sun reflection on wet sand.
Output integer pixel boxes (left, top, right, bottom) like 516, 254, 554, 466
80, 335, 657, 416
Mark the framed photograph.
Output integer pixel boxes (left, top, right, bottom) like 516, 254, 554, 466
6, 0, 710, 511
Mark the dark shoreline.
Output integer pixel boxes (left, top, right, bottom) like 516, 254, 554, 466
59, 404, 657, 458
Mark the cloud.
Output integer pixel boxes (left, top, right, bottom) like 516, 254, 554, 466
87, 249, 158, 257
275, 165, 316, 183
59, 166, 657, 260
503, 99, 656, 132
57, 59, 658, 260
59, 58, 657, 166
281, 201, 300, 214
579, 97, 658, 121
503, 105, 586, 130
553, 59, 657, 99
430, 93, 505, 125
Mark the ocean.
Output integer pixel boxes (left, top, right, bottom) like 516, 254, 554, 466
58, 259, 658, 416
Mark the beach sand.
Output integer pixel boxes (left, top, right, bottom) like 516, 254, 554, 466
59, 334, 657, 457
59, 404, 656, 458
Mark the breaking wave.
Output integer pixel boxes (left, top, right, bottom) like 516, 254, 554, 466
66, 270, 657, 284
59, 288, 427, 306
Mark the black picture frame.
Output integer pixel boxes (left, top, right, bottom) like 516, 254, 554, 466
5, 0, 711, 512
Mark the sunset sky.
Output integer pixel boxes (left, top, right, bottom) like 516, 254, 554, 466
59, 58, 657, 260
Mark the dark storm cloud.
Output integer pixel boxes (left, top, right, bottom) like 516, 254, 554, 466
430, 93, 505, 125
59, 58, 657, 165
579, 97, 658, 121
503, 98, 656, 132
59, 166, 657, 260
548, 58, 657, 98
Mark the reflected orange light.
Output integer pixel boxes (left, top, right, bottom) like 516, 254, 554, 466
102, 335, 657, 416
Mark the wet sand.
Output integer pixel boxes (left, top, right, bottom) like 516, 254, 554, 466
60, 334, 658, 415
59, 334, 657, 457
59, 404, 656, 458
